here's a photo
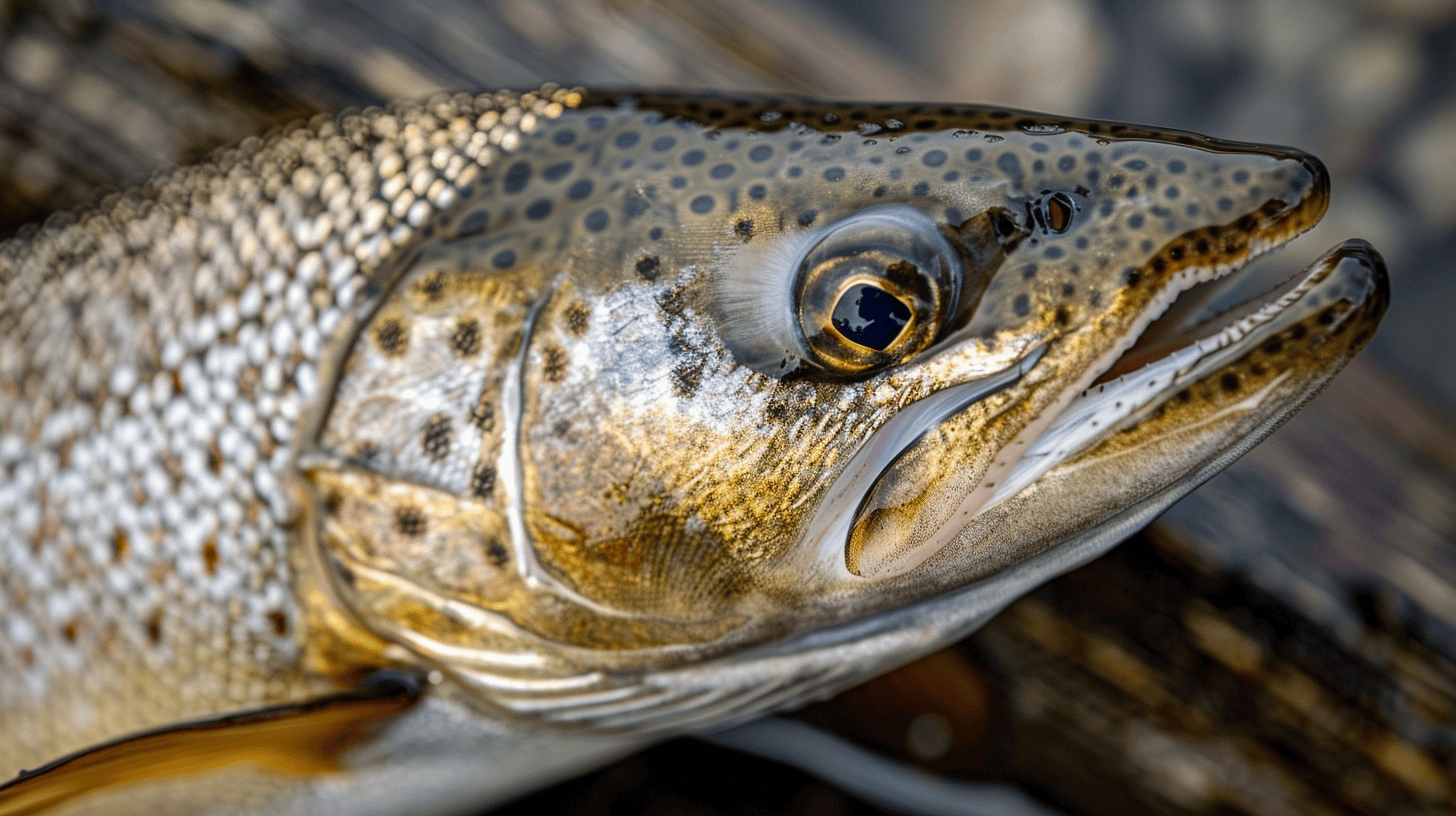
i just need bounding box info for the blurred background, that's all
[0,1,1453,814]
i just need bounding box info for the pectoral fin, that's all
[0,672,423,816]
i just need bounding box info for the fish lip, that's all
[981,237,1387,510]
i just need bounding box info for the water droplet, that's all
[1020,123,1066,135]
[983,134,1005,144]
[885,118,905,131]
[760,111,782,122]
[858,122,883,136]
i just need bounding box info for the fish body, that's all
[0,87,1386,811]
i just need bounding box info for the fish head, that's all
[300,90,1387,727]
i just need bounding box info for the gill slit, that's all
[500,287,637,618]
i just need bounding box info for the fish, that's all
[0,85,1387,814]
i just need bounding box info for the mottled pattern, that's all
[0,84,1383,783]
[0,86,578,774]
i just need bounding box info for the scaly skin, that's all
[0,85,1386,785]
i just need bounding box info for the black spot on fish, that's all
[1013,294,1030,317]
[422,413,452,461]
[395,507,426,537]
[683,149,706,166]
[997,153,1023,180]
[711,163,736,179]
[584,209,609,232]
[568,179,593,200]
[922,149,947,167]
[615,132,641,149]
[503,162,531,194]
[542,346,569,382]
[526,199,553,220]
[471,463,496,499]
[471,395,495,432]
[912,182,930,197]
[451,318,481,356]
[636,256,661,281]
[691,195,715,214]
[823,167,846,182]
[543,162,573,182]
[1221,372,1241,393]
[798,210,818,227]
[552,130,576,146]
[457,209,489,237]
[374,319,408,355]
[484,537,509,566]
[749,145,773,162]
[565,302,590,335]
[491,249,516,269]
[749,184,767,200]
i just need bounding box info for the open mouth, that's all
[981,235,1383,510]
[811,149,1386,581]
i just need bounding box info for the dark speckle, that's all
[652,135,677,152]
[470,395,495,432]
[491,249,516,269]
[749,145,773,162]
[567,179,594,200]
[471,463,497,499]
[484,537,509,567]
[542,346,569,382]
[615,132,640,149]
[584,209,609,232]
[798,210,818,227]
[997,153,1023,180]
[525,199,553,220]
[649,227,664,240]
[146,611,163,645]
[636,256,661,281]
[912,182,930,197]
[823,167,846,182]
[922,149,947,167]
[552,130,576,146]
[457,209,489,237]
[1013,294,1030,317]
[711,163,736,179]
[683,149,706,166]
[749,184,767,200]
[395,506,426,537]
[1221,372,1241,393]
[503,162,531,194]
[451,318,481,356]
[422,413,452,462]
[690,195,715,214]
[543,161,573,182]
[374,319,408,355]
[1168,160,1186,174]
[565,302,590,335]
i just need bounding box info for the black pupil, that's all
[831,283,911,351]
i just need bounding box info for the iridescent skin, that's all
[0,87,1386,806]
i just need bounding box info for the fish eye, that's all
[795,207,962,375]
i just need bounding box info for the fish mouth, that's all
[827,148,1386,580]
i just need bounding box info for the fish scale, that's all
[0,87,577,775]
[0,85,1386,813]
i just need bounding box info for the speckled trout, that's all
[0,86,1387,813]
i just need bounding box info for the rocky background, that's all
[1,1,1453,814]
